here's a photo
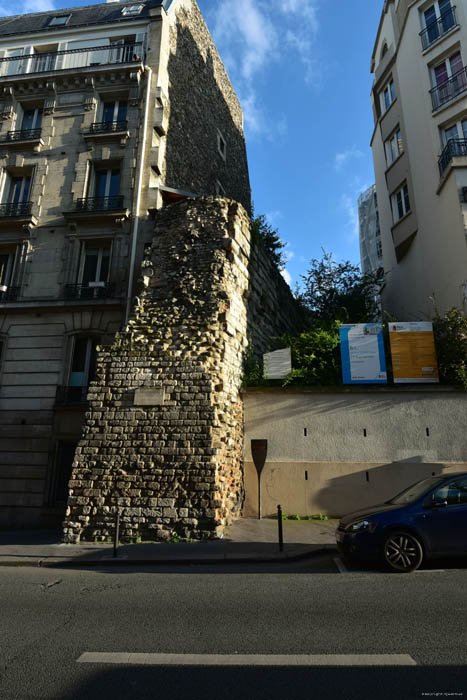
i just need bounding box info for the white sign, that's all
[263,348,292,379]
[340,324,387,384]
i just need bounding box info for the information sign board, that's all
[340,324,387,384]
[389,322,439,383]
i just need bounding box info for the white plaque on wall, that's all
[263,348,292,379]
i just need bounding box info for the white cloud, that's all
[0,0,56,14]
[209,0,320,137]
[334,146,364,172]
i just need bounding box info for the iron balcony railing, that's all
[0,202,33,217]
[88,120,128,134]
[420,6,457,50]
[0,42,143,79]
[64,282,116,301]
[430,65,467,110]
[6,128,42,141]
[438,138,467,175]
[0,286,19,302]
[75,196,124,212]
[55,385,89,406]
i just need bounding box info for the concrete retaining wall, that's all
[243,389,467,517]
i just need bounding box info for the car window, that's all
[387,477,444,505]
[432,477,467,505]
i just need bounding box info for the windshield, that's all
[386,477,443,505]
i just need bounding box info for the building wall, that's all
[0,0,252,529]
[371,0,467,319]
[243,389,467,517]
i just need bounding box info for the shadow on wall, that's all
[314,460,448,516]
[164,12,251,212]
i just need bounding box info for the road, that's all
[1,556,466,700]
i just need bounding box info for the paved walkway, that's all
[0,518,337,568]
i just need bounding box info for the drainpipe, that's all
[125,64,152,325]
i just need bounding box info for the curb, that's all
[0,546,337,569]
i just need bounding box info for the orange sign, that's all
[389,322,439,383]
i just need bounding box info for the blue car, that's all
[336,472,467,572]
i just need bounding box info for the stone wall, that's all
[63,196,303,542]
[164,1,251,212]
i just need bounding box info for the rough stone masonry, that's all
[63,197,301,542]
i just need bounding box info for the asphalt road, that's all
[1,556,466,700]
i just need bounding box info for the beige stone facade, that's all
[370,0,467,320]
[0,0,251,528]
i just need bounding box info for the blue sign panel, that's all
[340,324,387,385]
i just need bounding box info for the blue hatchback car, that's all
[336,472,467,572]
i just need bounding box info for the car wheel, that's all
[383,531,423,573]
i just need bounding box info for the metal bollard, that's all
[277,504,284,552]
[113,509,120,558]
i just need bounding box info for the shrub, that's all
[433,308,467,388]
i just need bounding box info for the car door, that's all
[422,476,467,555]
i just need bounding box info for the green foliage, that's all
[242,339,265,387]
[288,514,301,520]
[433,308,467,387]
[309,513,328,521]
[300,251,380,323]
[278,321,341,387]
[250,212,286,270]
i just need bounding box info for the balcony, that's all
[64,282,116,301]
[420,6,457,50]
[84,121,129,144]
[55,385,89,406]
[0,201,37,229]
[430,66,467,110]
[4,128,44,150]
[64,195,128,225]
[0,43,143,81]
[0,286,19,302]
[438,138,467,176]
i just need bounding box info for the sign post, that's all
[251,439,268,520]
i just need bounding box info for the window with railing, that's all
[0,174,32,217]
[89,100,128,134]
[7,105,43,142]
[420,1,457,50]
[76,167,122,212]
[0,40,143,78]
[430,51,467,109]
[65,240,114,300]
[438,118,467,174]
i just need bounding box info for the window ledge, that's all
[385,151,405,175]
[378,97,398,125]
[391,210,412,232]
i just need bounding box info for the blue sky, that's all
[1,0,383,288]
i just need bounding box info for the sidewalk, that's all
[0,518,338,568]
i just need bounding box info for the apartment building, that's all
[358,184,383,275]
[370,0,467,320]
[0,0,250,527]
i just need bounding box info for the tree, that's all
[300,251,380,323]
[250,213,286,270]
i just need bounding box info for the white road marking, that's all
[77,652,417,667]
[414,569,446,574]
[333,557,348,574]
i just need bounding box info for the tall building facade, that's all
[0,0,250,528]
[370,0,467,320]
[358,184,383,275]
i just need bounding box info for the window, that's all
[385,127,404,165]
[48,15,71,26]
[380,78,395,114]
[391,183,411,223]
[431,477,467,505]
[442,118,467,145]
[51,442,77,506]
[101,100,128,124]
[6,175,31,205]
[217,130,226,160]
[93,168,120,201]
[20,106,43,132]
[432,51,467,108]
[0,249,17,291]
[421,1,455,48]
[78,241,111,288]
[69,337,99,390]
[376,240,383,258]
[121,5,143,15]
